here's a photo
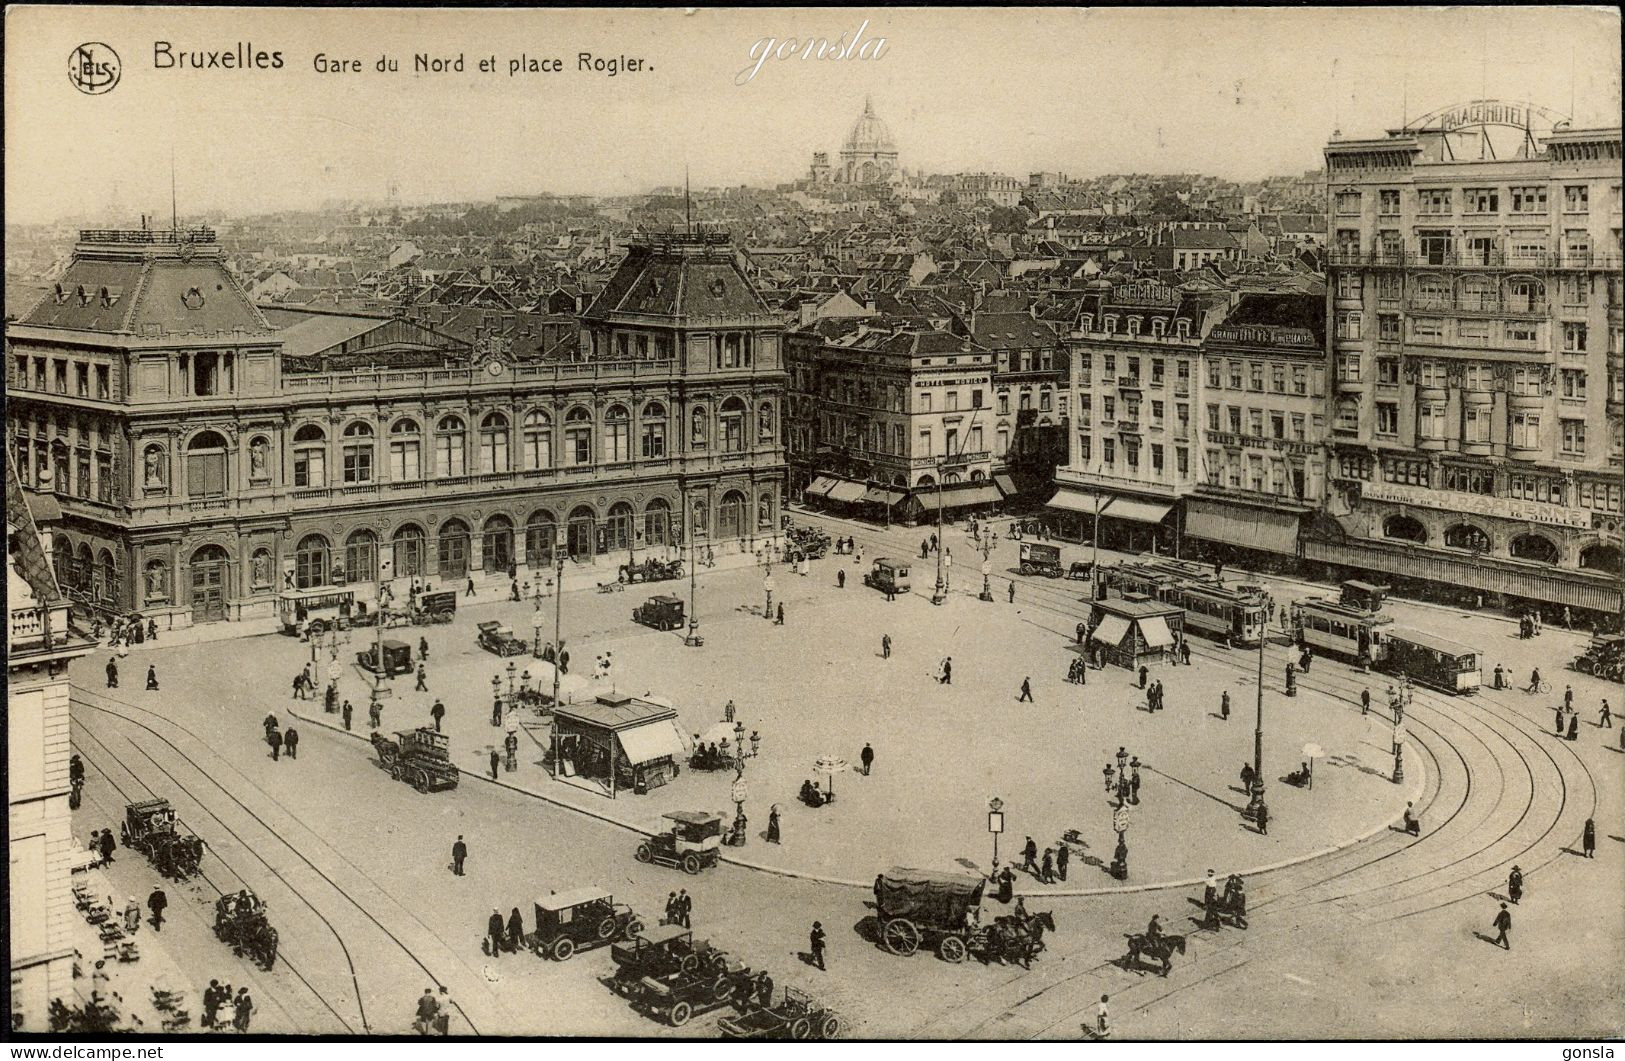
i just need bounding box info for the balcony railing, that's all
[1406,297,1549,316]
[10,606,46,643]
[1331,248,1622,270]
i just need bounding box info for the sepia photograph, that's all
[3,3,1622,1046]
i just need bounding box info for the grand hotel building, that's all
[1318,115,1623,615]
[5,227,787,627]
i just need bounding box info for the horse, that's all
[1124,932,1186,976]
[989,909,1057,967]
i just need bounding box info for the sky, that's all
[5,6,1621,224]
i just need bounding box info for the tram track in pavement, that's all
[70,718,360,1033]
[71,685,491,1035]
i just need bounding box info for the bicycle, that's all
[1526,680,1552,694]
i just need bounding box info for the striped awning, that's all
[804,476,838,498]
[826,479,867,503]
[993,473,1018,498]
[1103,496,1173,524]
[1184,497,1300,556]
[862,486,906,505]
[915,484,1001,512]
[1046,487,1110,515]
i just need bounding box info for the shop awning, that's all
[804,476,837,498]
[1103,496,1173,524]
[826,479,867,504]
[1139,616,1175,648]
[993,473,1019,498]
[1093,614,1131,646]
[1184,497,1301,556]
[915,484,1002,511]
[1046,486,1111,515]
[862,486,906,505]
[617,721,687,765]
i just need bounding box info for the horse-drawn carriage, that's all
[214,891,278,970]
[370,727,461,792]
[120,799,204,881]
[873,868,1053,966]
[619,557,684,585]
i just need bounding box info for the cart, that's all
[872,866,1054,965]
[413,590,458,625]
[213,891,277,970]
[1019,542,1063,578]
[370,727,461,792]
[635,811,724,874]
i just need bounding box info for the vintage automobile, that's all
[1573,633,1625,682]
[785,525,831,560]
[121,799,204,881]
[371,727,461,792]
[718,984,843,1040]
[1019,542,1064,578]
[628,957,759,1027]
[862,558,912,595]
[476,620,529,656]
[214,890,277,970]
[635,811,725,874]
[356,638,413,677]
[413,590,458,625]
[609,923,728,986]
[873,867,1054,966]
[530,887,643,961]
[633,595,686,632]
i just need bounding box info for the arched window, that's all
[96,548,116,603]
[690,405,708,448]
[295,534,331,589]
[186,430,229,497]
[1579,543,1622,575]
[479,413,510,473]
[567,505,596,561]
[391,523,426,577]
[438,518,470,577]
[143,559,170,605]
[1443,524,1490,551]
[75,542,94,591]
[720,397,746,453]
[564,407,593,466]
[482,515,514,573]
[1382,515,1426,543]
[606,501,635,551]
[341,421,375,484]
[917,472,937,487]
[293,424,326,488]
[436,416,467,478]
[758,401,775,442]
[717,490,746,539]
[189,544,230,622]
[345,529,378,583]
[643,498,671,547]
[603,405,631,463]
[969,469,986,482]
[389,418,421,480]
[640,402,667,459]
[525,510,557,567]
[1509,533,1558,564]
[522,411,551,469]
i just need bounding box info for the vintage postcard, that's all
[4,4,1622,1046]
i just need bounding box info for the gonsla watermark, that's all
[735,19,887,85]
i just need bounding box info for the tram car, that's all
[1380,628,1481,694]
[1100,563,1267,647]
[1289,594,1393,665]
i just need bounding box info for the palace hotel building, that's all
[1317,111,1623,615]
[5,226,787,628]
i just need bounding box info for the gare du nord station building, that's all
[5,226,788,628]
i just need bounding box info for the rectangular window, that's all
[1511,411,1541,449]
[1561,419,1586,455]
[1510,186,1547,213]
[1249,363,1265,390]
[75,363,89,397]
[996,392,1009,415]
[918,428,932,455]
[1102,396,1116,421]
[1564,185,1589,213]
[1379,189,1400,215]
[1335,191,1361,214]
[1376,403,1399,435]
[1077,434,1089,463]
[1040,390,1052,412]
[53,360,67,393]
[1561,369,1587,399]
[1271,364,1286,393]
[972,390,983,409]
[1207,362,1221,388]
[1463,404,1492,443]
[1227,406,1242,434]
[1270,412,1285,439]
[1412,318,1443,341]
[96,365,110,399]
[1206,404,1220,431]
[1377,358,1400,384]
[1150,400,1164,424]
[1336,272,1363,299]
[1150,444,1164,473]
[390,438,421,480]
[1206,449,1222,485]
[1505,322,1539,347]
[1229,362,1243,389]
[1419,403,1447,439]
[1418,361,1447,388]
[1102,439,1115,465]
[1417,188,1452,214]
[1103,354,1116,375]
[1563,322,1588,352]
[1463,364,1491,391]
[919,392,931,413]
[946,390,959,412]
[1337,356,1362,382]
[1248,408,1263,437]
[1291,413,1306,440]
[294,449,326,488]
[1463,187,1499,214]
[1176,448,1189,476]
[1292,366,1308,394]
[343,445,373,484]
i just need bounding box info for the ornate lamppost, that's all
[505,661,517,706]
[730,720,749,846]
[1246,628,1269,825]
[987,796,1004,869]
[1391,676,1411,784]
[1110,800,1130,880]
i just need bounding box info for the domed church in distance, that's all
[808,96,900,184]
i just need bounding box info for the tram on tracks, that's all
[1380,628,1481,694]
[1289,581,1394,665]
[1101,562,1267,647]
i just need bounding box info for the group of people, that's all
[1516,610,1544,640]
[103,656,160,691]
[262,714,299,761]
[662,889,693,928]
[484,907,527,956]
[1143,679,1168,712]
[200,981,254,1032]
[94,614,157,648]
[1020,835,1071,883]
[413,986,454,1036]
[1065,656,1090,685]
[831,536,859,555]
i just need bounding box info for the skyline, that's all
[5,5,1621,224]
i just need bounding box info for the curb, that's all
[287,700,1428,898]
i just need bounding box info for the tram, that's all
[1289,596,1393,665]
[1381,628,1481,694]
[1101,562,1267,647]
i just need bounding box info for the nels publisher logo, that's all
[70,42,121,94]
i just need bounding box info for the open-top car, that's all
[628,956,759,1027]
[635,811,724,874]
[532,887,643,961]
[476,620,528,656]
[609,923,728,985]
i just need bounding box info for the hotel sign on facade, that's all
[1208,324,1318,350]
[1109,281,1180,308]
[1363,480,1591,529]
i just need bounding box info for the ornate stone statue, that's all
[249,438,269,480]
[143,446,164,487]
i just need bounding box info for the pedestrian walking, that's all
[1130,766,1142,804]
[1255,802,1269,835]
[836,568,846,589]
[767,805,781,843]
[1022,836,1039,876]
[664,892,678,925]
[268,728,283,761]
[1008,581,1016,604]
[368,699,382,730]
[419,636,429,661]
[676,889,691,928]
[1601,700,1613,728]
[809,921,827,970]
[1096,995,1111,1039]
[98,828,116,865]
[430,699,446,732]
[283,727,299,760]
[146,664,159,691]
[1077,621,1087,645]
[342,699,353,731]
[1221,689,1231,720]
[414,987,439,1035]
[147,887,167,931]
[1056,842,1070,881]
[1491,902,1512,949]
[123,897,141,933]
[1564,684,1575,710]
[201,981,221,1029]
[1556,705,1566,734]
[860,742,874,775]
[1582,817,1596,858]
[940,657,953,685]
[1180,640,1192,665]
[487,909,505,956]
[1563,606,1573,630]
[465,576,476,597]
[508,907,525,953]
[491,696,503,728]
[775,602,785,625]
[1018,676,1034,703]
[232,987,254,1033]
[881,634,891,659]
[1361,688,1371,715]
[146,618,158,641]
[1138,665,1148,690]
[1403,801,1420,836]
[510,579,520,601]
[106,656,119,688]
[1040,848,1055,883]
[452,834,467,876]
[1507,865,1523,904]
[1567,713,1579,741]
[489,748,500,779]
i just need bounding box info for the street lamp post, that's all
[1110,800,1130,880]
[1089,494,1103,602]
[505,661,517,706]
[987,796,1004,870]
[763,572,776,621]
[685,504,703,647]
[730,721,748,846]
[549,528,565,777]
[1246,624,1268,824]
[931,472,946,606]
[1391,677,1411,784]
